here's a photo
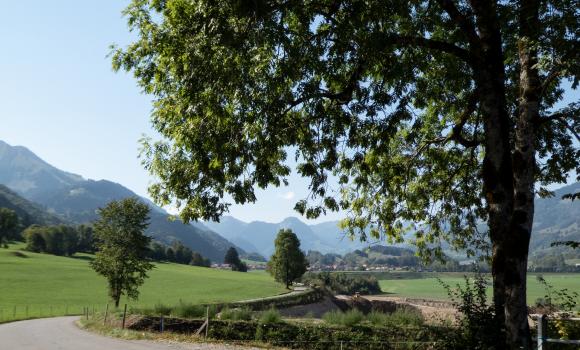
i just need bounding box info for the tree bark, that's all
[468,1,534,348]
[501,1,542,348]
[470,1,539,348]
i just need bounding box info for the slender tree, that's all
[114,1,579,347]
[268,229,308,288]
[224,246,247,271]
[90,198,154,308]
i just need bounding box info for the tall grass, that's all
[259,308,282,324]
[323,308,424,327]
[219,307,253,321]
[132,302,216,319]
[366,308,424,327]
[322,309,365,326]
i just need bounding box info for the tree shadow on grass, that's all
[70,255,95,262]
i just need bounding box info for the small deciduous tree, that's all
[90,198,154,308]
[224,246,247,272]
[0,208,18,247]
[268,229,308,288]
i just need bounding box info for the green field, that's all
[378,272,580,304]
[0,244,285,322]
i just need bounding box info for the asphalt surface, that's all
[0,317,261,350]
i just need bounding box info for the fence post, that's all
[122,304,127,329]
[160,316,164,333]
[205,307,209,338]
[103,304,109,326]
[538,314,547,350]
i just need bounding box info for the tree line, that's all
[23,224,95,256]
[149,241,211,267]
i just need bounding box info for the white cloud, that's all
[279,191,295,200]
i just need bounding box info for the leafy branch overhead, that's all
[114,2,578,347]
[115,1,578,260]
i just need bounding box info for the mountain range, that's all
[204,216,369,257]
[0,140,239,262]
[205,183,580,259]
[1,139,579,261]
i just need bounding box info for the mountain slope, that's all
[0,140,83,200]
[530,182,580,253]
[0,140,239,262]
[0,184,63,227]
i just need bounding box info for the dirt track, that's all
[0,317,261,350]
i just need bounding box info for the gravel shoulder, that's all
[0,316,262,350]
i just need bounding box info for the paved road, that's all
[0,317,260,350]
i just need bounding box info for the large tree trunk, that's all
[470,1,534,348]
[500,1,543,348]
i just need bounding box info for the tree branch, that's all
[283,61,365,114]
[450,92,481,147]
[376,34,473,64]
[541,69,562,96]
[436,0,480,45]
[535,102,579,126]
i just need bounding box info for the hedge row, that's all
[130,317,457,350]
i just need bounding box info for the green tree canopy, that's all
[0,207,18,247]
[114,1,579,347]
[268,229,308,288]
[90,198,154,307]
[23,225,79,256]
[224,246,247,272]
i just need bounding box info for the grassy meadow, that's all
[0,244,286,322]
[378,272,580,304]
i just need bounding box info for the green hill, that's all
[0,244,285,323]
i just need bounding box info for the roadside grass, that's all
[0,244,285,323]
[78,314,279,349]
[378,272,580,304]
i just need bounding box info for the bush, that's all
[220,307,253,321]
[173,302,216,318]
[323,310,365,327]
[439,273,502,349]
[366,309,423,327]
[154,303,172,316]
[259,308,282,324]
[302,272,381,295]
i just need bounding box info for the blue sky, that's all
[0,1,577,224]
[0,0,330,223]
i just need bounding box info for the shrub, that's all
[259,308,282,324]
[323,310,365,327]
[366,309,423,327]
[439,273,502,349]
[220,307,253,321]
[303,272,381,295]
[154,303,172,316]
